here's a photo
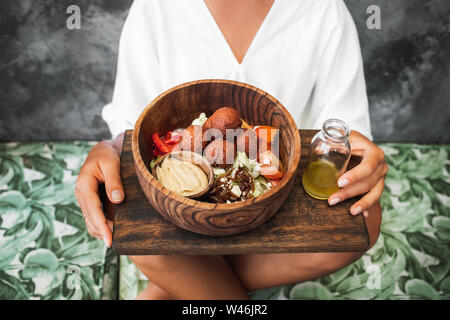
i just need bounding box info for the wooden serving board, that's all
[111,130,369,255]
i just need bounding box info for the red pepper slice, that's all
[171,130,182,143]
[153,147,165,157]
[164,131,172,142]
[152,133,173,154]
[163,130,182,145]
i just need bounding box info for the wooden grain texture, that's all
[112,130,369,255]
[132,80,301,236]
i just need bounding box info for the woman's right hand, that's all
[75,135,125,247]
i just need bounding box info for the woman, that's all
[76,0,387,299]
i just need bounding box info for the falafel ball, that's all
[174,125,206,154]
[235,128,259,160]
[204,139,236,168]
[203,107,242,140]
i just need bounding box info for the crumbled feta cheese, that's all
[191,112,208,126]
[213,167,226,177]
[233,151,261,178]
[230,185,242,198]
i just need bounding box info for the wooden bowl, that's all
[132,79,301,236]
[150,151,214,199]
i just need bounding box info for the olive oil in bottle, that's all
[302,159,340,200]
[301,119,351,200]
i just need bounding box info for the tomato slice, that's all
[259,150,284,180]
[269,179,282,187]
[255,126,278,152]
[262,170,284,180]
[255,126,278,143]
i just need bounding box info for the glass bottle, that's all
[302,119,351,200]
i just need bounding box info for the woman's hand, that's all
[328,131,388,217]
[75,134,125,247]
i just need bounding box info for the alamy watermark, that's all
[66,4,381,31]
[66,265,81,290]
[366,264,381,290]
[66,5,81,30]
[367,5,382,30]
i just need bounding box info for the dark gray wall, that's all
[1,0,449,142]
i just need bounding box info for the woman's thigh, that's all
[128,254,249,299]
[225,202,382,291]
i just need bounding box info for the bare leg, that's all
[130,203,381,298]
[224,203,382,291]
[128,255,249,300]
[135,281,171,300]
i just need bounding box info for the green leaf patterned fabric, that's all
[1,142,448,300]
[118,144,450,300]
[0,142,118,300]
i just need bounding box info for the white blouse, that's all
[102,0,372,140]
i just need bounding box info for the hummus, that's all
[155,157,209,197]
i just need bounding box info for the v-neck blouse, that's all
[102,0,372,140]
[200,0,278,65]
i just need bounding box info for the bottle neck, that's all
[321,119,350,143]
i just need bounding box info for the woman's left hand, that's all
[328,130,388,217]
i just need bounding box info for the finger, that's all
[350,179,385,216]
[77,175,112,247]
[329,163,385,205]
[74,186,87,216]
[107,219,114,232]
[75,189,95,234]
[100,159,124,204]
[77,197,103,239]
[85,215,103,239]
[338,149,382,188]
[77,185,104,239]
